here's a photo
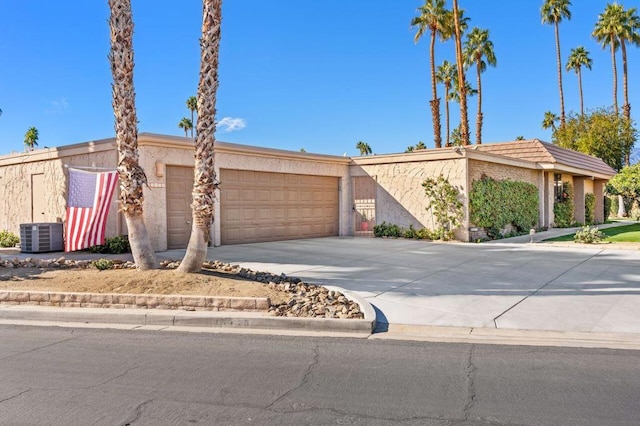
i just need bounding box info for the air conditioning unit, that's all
[20,223,64,253]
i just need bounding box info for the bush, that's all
[87,235,130,254]
[585,193,596,225]
[574,226,605,244]
[422,175,464,241]
[469,176,539,239]
[92,258,114,271]
[553,182,574,227]
[604,196,613,219]
[0,230,20,248]
[373,222,403,238]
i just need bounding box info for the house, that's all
[0,134,616,251]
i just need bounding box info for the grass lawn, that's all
[545,223,640,243]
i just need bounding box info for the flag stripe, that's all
[65,169,118,252]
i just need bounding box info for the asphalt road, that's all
[1,325,639,426]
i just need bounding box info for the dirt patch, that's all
[0,268,290,305]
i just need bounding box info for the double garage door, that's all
[166,167,339,247]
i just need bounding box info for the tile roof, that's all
[476,139,616,177]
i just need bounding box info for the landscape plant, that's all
[0,230,20,248]
[92,258,115,271]
[574,225,605,244]
[469,176,538,239]
[422,175,463,240]
[553,181,574,227]
[584,192,596,225]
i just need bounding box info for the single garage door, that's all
[220,169,339,245]
[166,166,194,249]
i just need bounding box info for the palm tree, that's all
[593,3,623,116]
[411,0,451,148]
[452,0,469,145]
[594,4,640,122]
[186,96,197,138]
[178,117,193,138]
[405,145,415,153]
[436,60,456,146]
[415,141,427,150]
[566,46,593,116]
[356,141,372,156]
[541,0,571,126]
[178,0,222,273]
[24,127,39,151]
[542,111,559,132]
[108,0,157,270]
[464,27,497,145]
[516,136,526,140]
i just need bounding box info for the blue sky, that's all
[0,1,638,157]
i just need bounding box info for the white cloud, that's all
[216,117,246,133]
[45,97,69,115]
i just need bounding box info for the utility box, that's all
[20,223,64,253]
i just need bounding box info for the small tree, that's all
[422,175,463,240]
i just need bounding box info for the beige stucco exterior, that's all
[0,134,615,251]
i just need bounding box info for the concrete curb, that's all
[0,284,376,336]
[371,324,640,350]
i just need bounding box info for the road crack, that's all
[462,344,477,421]
[265,344,320,411]
[0,388,31,404]
[82,365,139,390]
[118,398,155,426]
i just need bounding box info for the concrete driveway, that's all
[160,235,640,335]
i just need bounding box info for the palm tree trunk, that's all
[578,67,584,116]
[554,22,565,126]
[108,0,157,270]
[452,0,469,145]
[429,31,442,148]
[178,0,222,273]
[444,85,450,147]
[610,40,619,115]
[476,60,482,145]
[621,40,630,121]
[190,110,195,138]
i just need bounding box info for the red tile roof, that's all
[476,139,616,177]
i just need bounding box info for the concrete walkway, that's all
[3,221,640,339]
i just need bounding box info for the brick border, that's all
[0,291,269,312]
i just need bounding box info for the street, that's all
[0,325,639,425]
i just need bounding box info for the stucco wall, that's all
[0,146,118,241]
[351,158,468,240]
[468,159,538,186]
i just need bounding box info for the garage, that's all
[220,169,339,245]
[166,166,194,249]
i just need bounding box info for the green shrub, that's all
[92,258,114,271]
[373,222,403,238]
[585,193,596,225]
[87,235,131,254]
[415,227,434,240]
[469,176,539,239]
[403,225,418,239]
[553,182,574,227]
[574,226,605,244]
[0,230,20,248]
[604,196,613,219]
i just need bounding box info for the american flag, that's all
[65,168,118,252]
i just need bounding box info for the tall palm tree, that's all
[108,0,157,270]
[178,117,193,138]
[186,96,197,138]
[593,3,623,115]
[464,27,497,145]
[356,141,372,156]
[619,6,640,122]
[415,141,427,150]
[541,0,571,126]
[178,0,222,272]
[565,46,592,116]
[452,0,469,145]
[411,0,450,148]
[24,127,39,151]
[436,60,456,146]
[542,111,559,132]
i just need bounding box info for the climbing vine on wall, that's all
[422,175,463,241]
[469,176,539,239]
[553,181,574,227]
